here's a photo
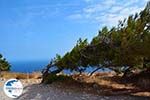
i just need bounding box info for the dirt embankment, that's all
[71,72,150,97]
[1,71,150,98]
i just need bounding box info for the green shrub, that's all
[0,54,11,71]
[43,74,74,84]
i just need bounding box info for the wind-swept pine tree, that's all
[42,1,150,83]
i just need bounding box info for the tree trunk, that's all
[41,68,63,84]
[90,67,102,76]
[51,68,63,74]
[122,67,132,78]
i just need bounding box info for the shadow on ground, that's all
[17,78,150,100]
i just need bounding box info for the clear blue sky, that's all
[0,0,148,61]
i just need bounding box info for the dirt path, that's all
[0,79,150,100]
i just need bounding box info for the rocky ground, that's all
[0,78,150,100]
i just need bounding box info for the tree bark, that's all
[122,67,132,78]
[41,68,63,84]
[90,67,102,76]
[51,68,63,74]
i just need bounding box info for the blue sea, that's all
[10,60,111,74]
[10,60,49,73]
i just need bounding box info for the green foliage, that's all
[54,38,89,72]
[42,74,74,84]
[0,54,11,71]
[44,2,150,78]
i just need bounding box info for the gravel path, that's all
[0,79,150,100]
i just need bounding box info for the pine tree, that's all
[0,54,11,71]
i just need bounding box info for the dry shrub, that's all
[72,73,89,82]
[1,71,42,79]
[92,72,116,78]
[136,71,150,89]
[15,73,28,79]
[1,72,18,79]
[124,70,150,89]
[137,78,150,89]
[29,72,42,79]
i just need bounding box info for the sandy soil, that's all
[0,78,150,100]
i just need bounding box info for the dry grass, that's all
[71,72,150,97]
[1,71,42,79]
[1,71,150,97]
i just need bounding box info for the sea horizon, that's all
[10,60,49,73]
[10,60,111,74]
